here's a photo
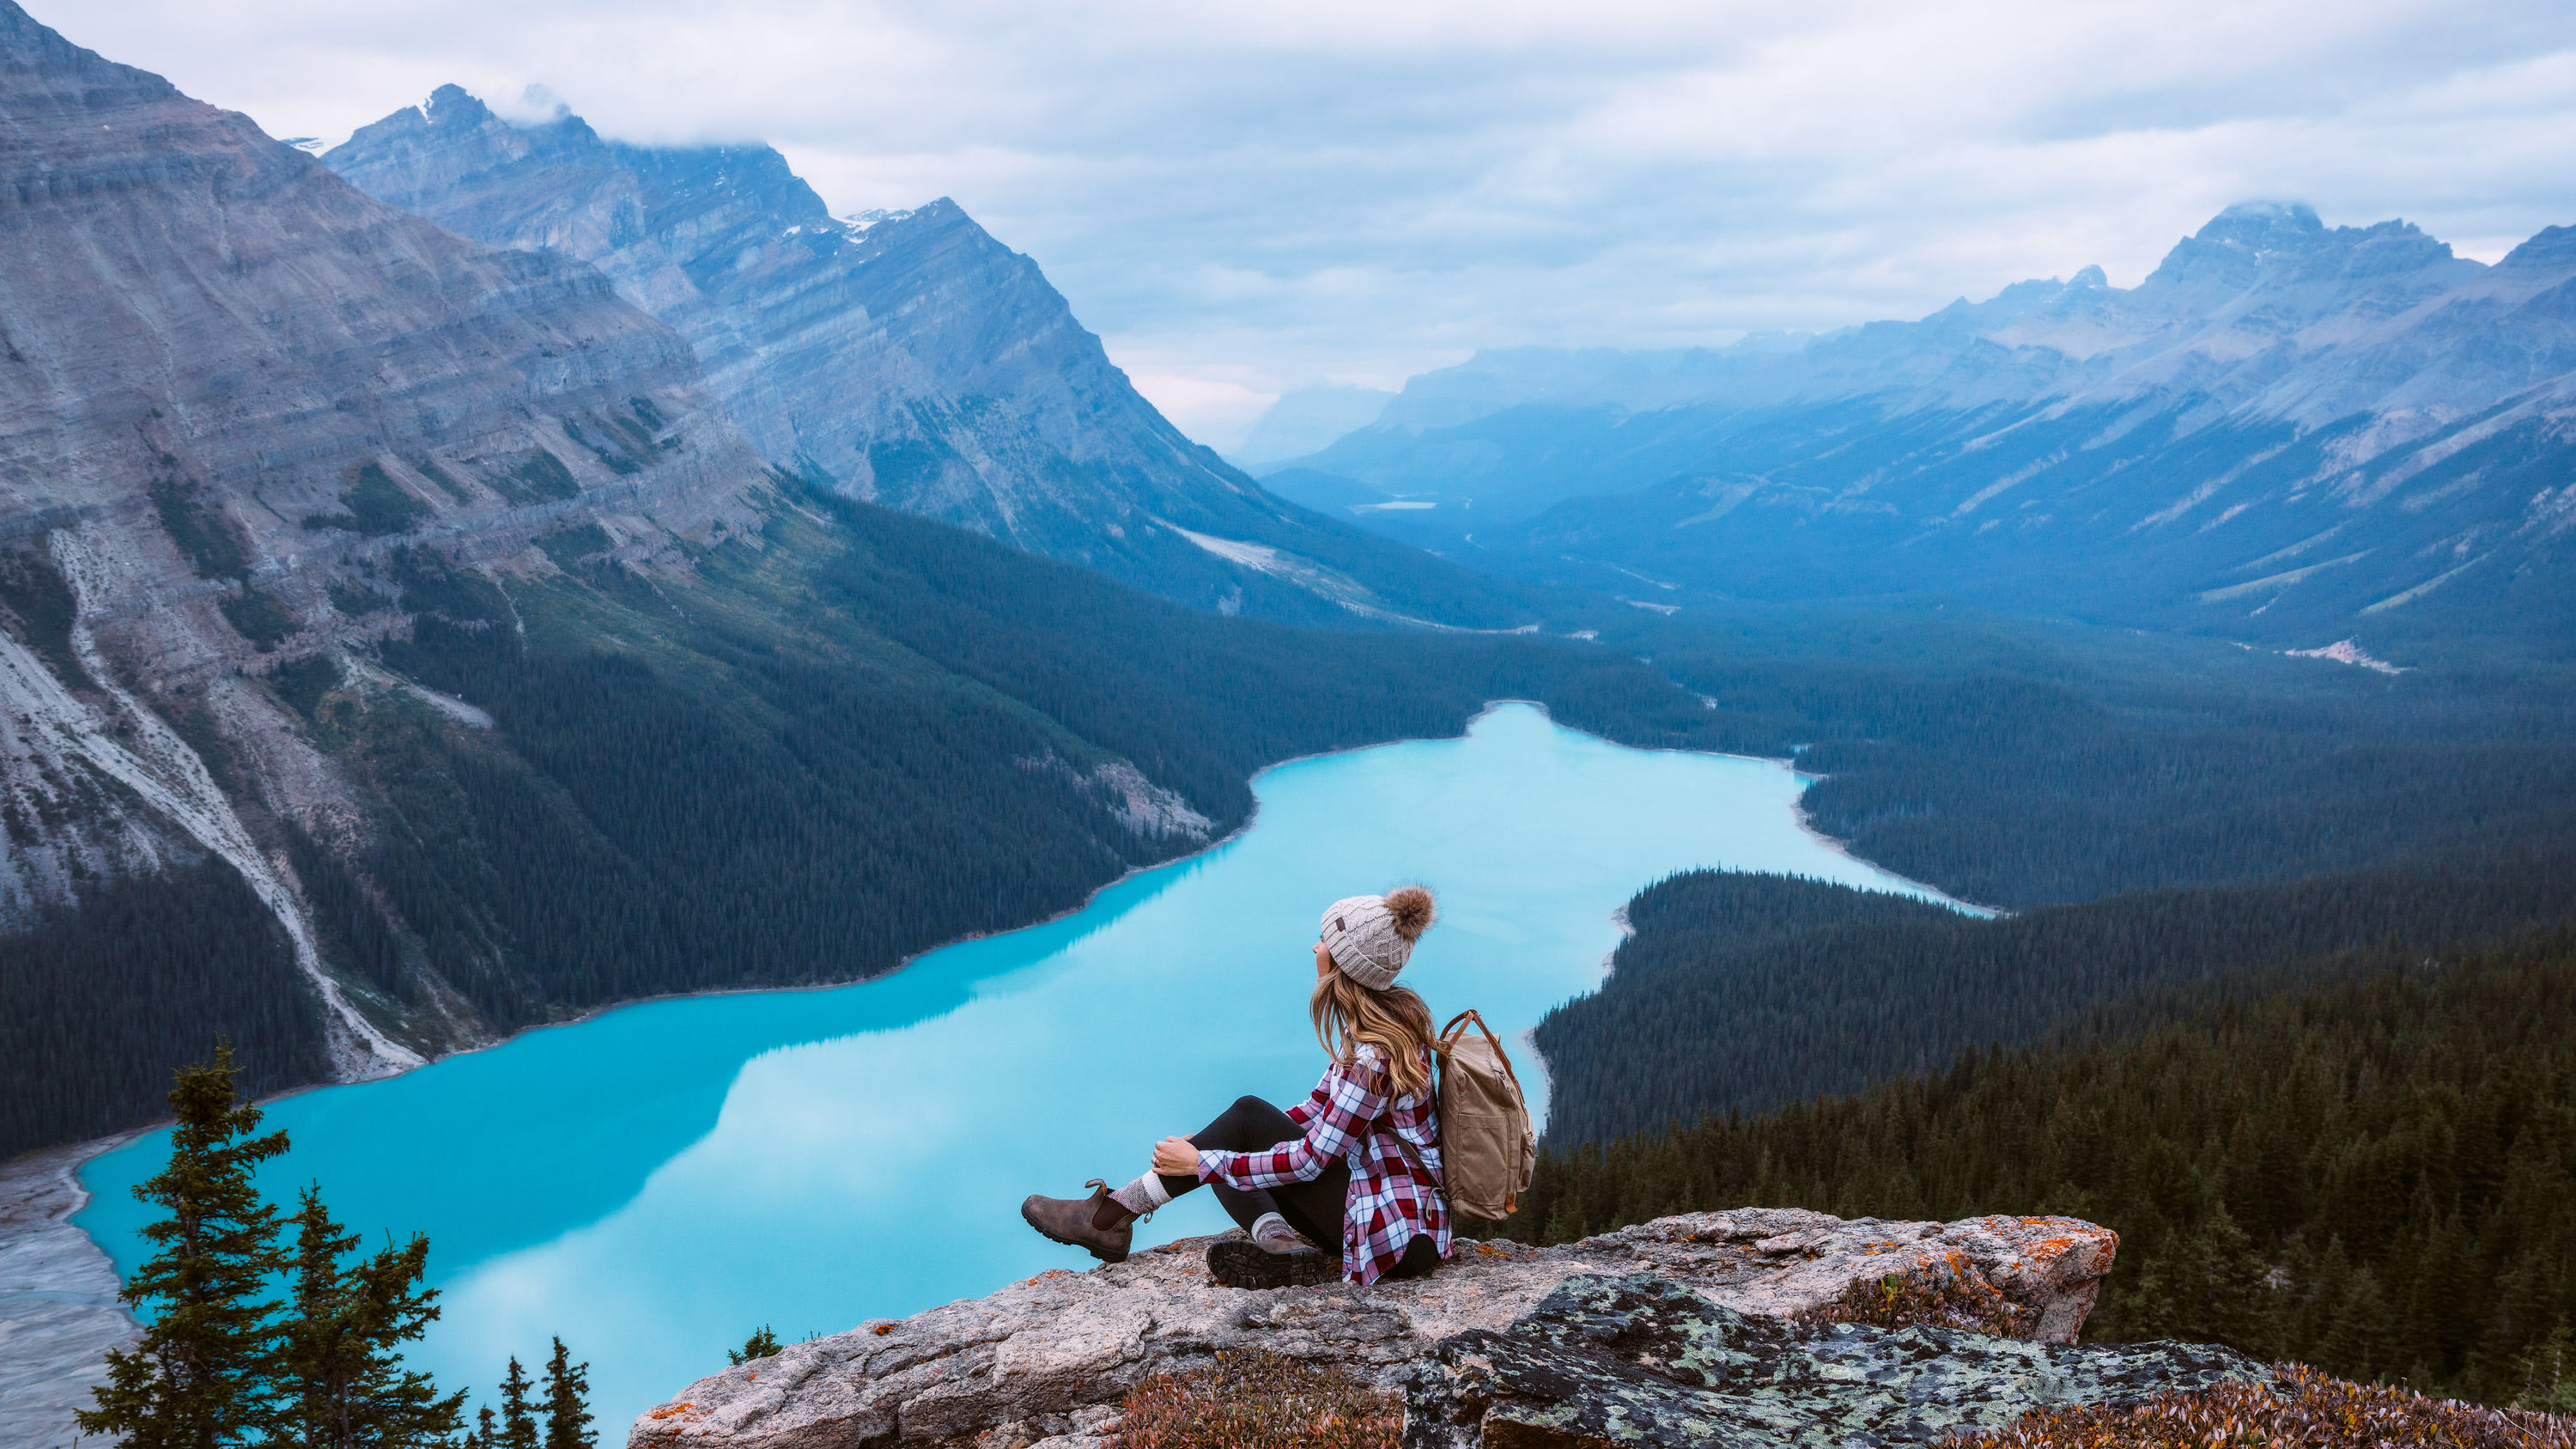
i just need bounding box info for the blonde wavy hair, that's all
[1310,972,1440,1099]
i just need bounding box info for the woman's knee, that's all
[1197,1095,1286,1150]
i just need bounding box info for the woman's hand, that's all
[1151,1135,1198,1177]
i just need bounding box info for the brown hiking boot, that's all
[1206,1238,1343,1289]
[1021,1179,1133,1263]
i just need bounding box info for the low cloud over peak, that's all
[39,0,2576,447]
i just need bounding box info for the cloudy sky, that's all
[39,0,2576,448]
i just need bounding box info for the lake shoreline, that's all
[3,700,1976,1445]
[0,1136,142,1449]
[0,709,1498,1446]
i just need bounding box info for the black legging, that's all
[1157,1094,1441,1279]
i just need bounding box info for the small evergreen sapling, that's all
[728,1326,781,1366]
[78,1044,291,1449]
[276,1184,465,1448]
[542,1338,594,1449]
[498,1357,539,1449]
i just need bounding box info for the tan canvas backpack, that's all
[1431,1010,1537,1220]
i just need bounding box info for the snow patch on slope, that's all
[2283,639,2404,674]
[1158,521,1446,627]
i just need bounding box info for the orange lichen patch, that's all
[871,1322,896,1336]
[1941,1362,2576,1449]
[2020,1235,2083,1267]
[647,1403,698,1421]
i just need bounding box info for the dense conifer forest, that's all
[1535,855,2576,1147]
[11,479,2576,1162]
[0,484,1724,1157]
[0,861,323,1156]
[1625,612,2576,908]
[1504,929,2576,1407]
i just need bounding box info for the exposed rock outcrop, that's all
[628,1209,2122,1449]
[1403,1274,2260,1449]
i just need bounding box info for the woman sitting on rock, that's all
[1021,886,1452,1290]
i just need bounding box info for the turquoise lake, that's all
[76,703,1961,1429]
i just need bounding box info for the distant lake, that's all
[78,703,1959,1429]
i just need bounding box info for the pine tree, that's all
[727,1326,781,1366]
[541,1339,593,1449]
[276,1183,464,1447]
[78,1043,291,1449]
[466,1404,499,1449]
[497,1359,538,1449]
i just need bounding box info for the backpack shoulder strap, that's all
[1382,1039,1443,1189]
[1439,1009,1526,1097]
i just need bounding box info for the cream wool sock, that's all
[1109,1172,1172,1219]
[1249,1212,1306,1254]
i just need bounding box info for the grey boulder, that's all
[1402,1274,2263,1449]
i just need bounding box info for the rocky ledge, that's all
[628,1209,2127,1449]
[1405,1274,2259,1449]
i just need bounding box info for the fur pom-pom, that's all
[1385,885,1435,941]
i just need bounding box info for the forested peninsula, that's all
[1512,866,2576,1407]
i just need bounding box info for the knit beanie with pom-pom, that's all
[1319,886,1436,989]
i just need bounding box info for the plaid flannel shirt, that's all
[1194,1044,1449,1284]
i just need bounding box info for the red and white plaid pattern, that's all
[1195,1044,1450,1285]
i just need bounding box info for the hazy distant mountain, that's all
[321,90,1535,629]
[1277,204,2576,650]
[1231,384,1396,466]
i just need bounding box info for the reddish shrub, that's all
[1109,1350,1399,1449]
[1945,1361,2576,1449]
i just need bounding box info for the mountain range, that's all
[8,0,2573,1165]
[0,1,1693,1159]
[316,87,1536,630]
[1263,204,2576,652]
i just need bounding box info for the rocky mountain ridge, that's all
[1352,204,2555,430]
[319,88,1538,630]
[1271,204,2576,651]
[622,1209,2227,1449]
[0,0,770,1074]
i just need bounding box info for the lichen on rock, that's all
[1400,1275,2264,1449]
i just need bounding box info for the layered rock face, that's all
[628,1209,2125,1449]
[320,92,1526,626]
[0,0,765,1068]
[1278,204,2576,648]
